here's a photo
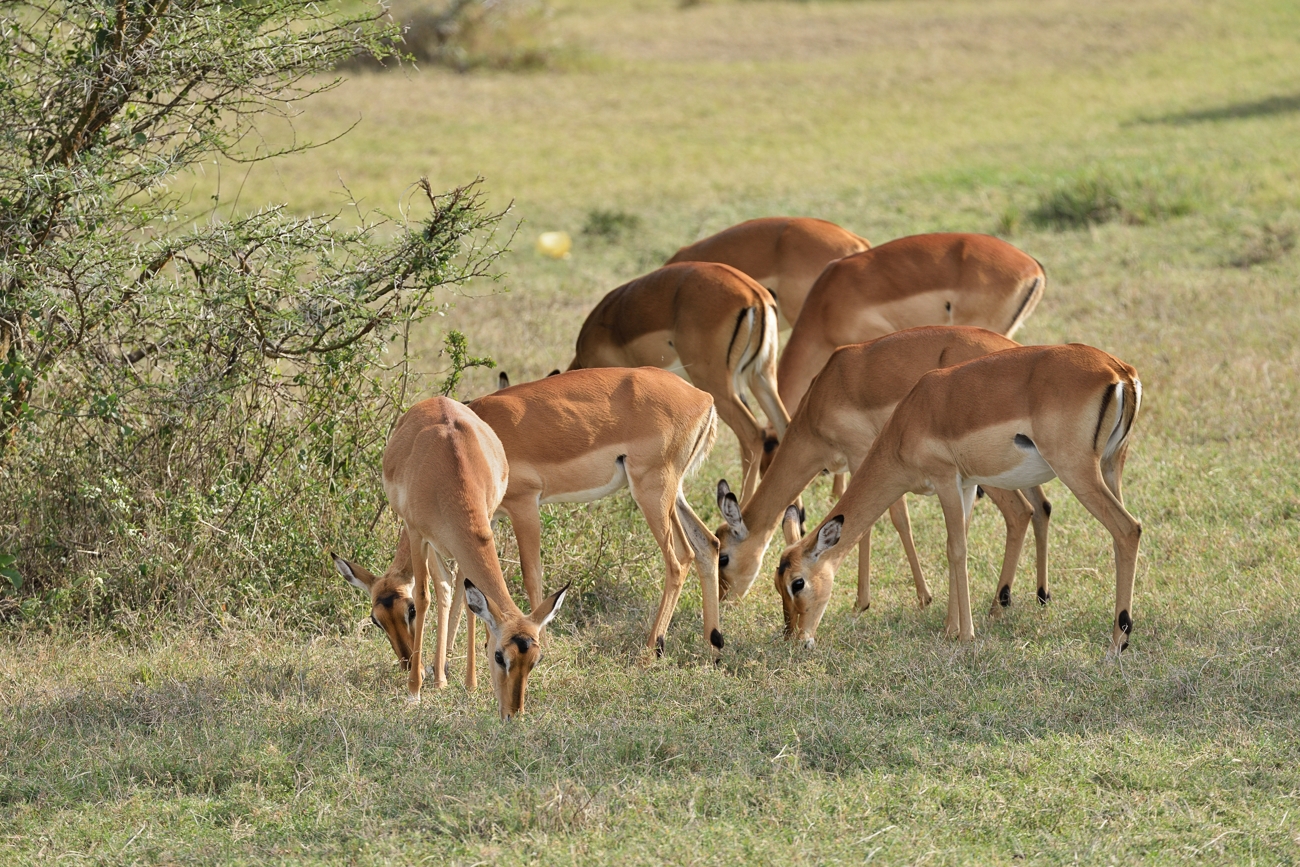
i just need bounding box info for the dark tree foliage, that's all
[0,1,505,626]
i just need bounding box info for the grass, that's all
[6,0,1300,862]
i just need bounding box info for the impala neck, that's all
[744,416,834,542]
[447,529,520,617]
[816,445,916,572]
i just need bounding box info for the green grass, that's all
[7,0,1300,862]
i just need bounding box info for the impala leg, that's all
[982,487,1033,617]
[504,497,545,610]
[407,538,431,700]
[1023,485,1052,605]
[1102,442,1129,504]
[888,496,931,608]
[449,572,476,691]
[711,394,766,505]
[675,490,724,662]
[854,524,874,613]
[831,472,847,500]
[626,469,688,657]
[428,553,456,691]
[936,483,975,641]
[1055,462,1142,656]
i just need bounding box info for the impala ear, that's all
[716,481,747,540]
[464,579,504,636]
[332,553,374,592]
[781,506,803,545]
[529,583,568,632]
[497,371,510,390]
[807,515,844,563]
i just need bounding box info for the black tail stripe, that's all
[1007,275,1042,333]
[1093,381,1115,450]
[725,308,748,370]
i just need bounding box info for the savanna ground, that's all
[4,0,1300,862]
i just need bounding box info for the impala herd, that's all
[334,220,1144,719]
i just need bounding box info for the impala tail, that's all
[1096,373,1142,459]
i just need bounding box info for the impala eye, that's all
[406,605,416,623]
[791,578,805,594]
[718,554,730,569]
[494,650,505,667]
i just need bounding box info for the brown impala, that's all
[775,344,1141,654]
[567,262,790,503]
[468,367,725,660]
[666,216,871,327]
[776,232,1046,414]
[333,396,566,716]
[715,326,1050,615]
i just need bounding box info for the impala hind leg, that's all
[1054,461,1141,655]
[983,487,1034,617]
[448,573,477,690]
[1024,485,1052,605]
[831,472,848,500]
[887,496,931,609]
[625,469,690,657]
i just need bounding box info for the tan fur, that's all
[716,326,1050,617]
[468,367,725,659]
[775,344,1141,655]
[568,262,791,503]
[666,217,870,327]
[777,233,1046,411]
[333,397,566,718]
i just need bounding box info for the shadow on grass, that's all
[1135,92,1300,125]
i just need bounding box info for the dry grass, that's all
[8,0,1300,862]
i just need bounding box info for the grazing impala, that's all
[775,344,1141,655]
[777,233,1046,413]
[332,396,567,715]
[667,216,871,327]
[715,326,1050,614]
[567,262,791,502]
[468,367,725,659]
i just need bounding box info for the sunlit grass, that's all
[7,0,1300,862]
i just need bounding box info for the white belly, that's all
[971,439,1056,490]
[540,457,628,505]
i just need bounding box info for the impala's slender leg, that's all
[448,573,476,690]
[625,466,690,657]
[854,524,874,613]
[1023,485,1052,604]
[504,496,545,610]
[465,607,477,691]
[1053,462,1142,655]
[407,537,432,699]
[831,472,847,499]
[936,482,976,641]
[983,487,1034,618]
[428,551,456,690]
[675,490,723,661]
[887,496,931,608]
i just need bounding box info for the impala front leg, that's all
[407,538,432,700]
[887,496,931,608]
[937,483,975,641]
[676,491,724,662]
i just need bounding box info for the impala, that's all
[467,367,725,659]
[567,261,790,502]
[332,396,566,715]
[776,233,1046,413]
[716,326,1050,615]
[775,343,1141,654]
[667,216,870,327]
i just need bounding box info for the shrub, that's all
[1028,169,1199,229]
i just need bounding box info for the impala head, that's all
[465,579,567,720]
[332,553,418,669]
[774,510,843,649]
[714,479,766,602]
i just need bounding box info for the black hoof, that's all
[1037,587,1050,605]
[655,635,666,657]
[998,585,1011,608]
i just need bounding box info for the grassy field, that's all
[4,0,1300,862]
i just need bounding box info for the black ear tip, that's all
[463,577,477,590]
[832,514,845,526]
